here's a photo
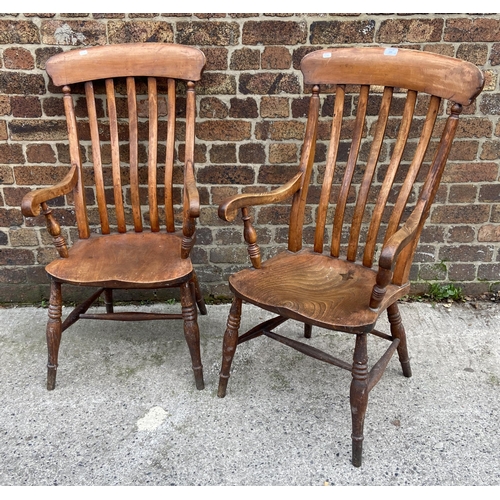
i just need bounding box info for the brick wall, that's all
[0,13,499,303]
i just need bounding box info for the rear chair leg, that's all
[180,281,204,390]
[46,280,63,390]
[191,272,207,316]
[217,297,242,398]
[350,333,369,467]
[104,288,114,313]
[387,303,412,378]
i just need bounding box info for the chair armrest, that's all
[184,160,200,219]
[218,171,304,222]
[378,199,426,271]
[21,164,78,217]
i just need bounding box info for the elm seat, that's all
[21,43,207,391]
[46,232,193,289]
[216,46,484,467]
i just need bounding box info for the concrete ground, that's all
[0,300,499,486]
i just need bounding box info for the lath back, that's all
[45,43,206,239]
[291,47,483,285]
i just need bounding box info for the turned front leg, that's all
[350,333,369,467]
[46,279,63,390]
[218,297,242,398]
[180,281,204,390]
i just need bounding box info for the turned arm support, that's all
[370,200,427,309]
[218,171,304,268]
[21,164,78,217]
[20,164,78,259]
[181,160,201,259]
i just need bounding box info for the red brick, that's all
[199,97,228,119]
[196,120,251,141]
[202,47,228,70]
[377,18,443,43]
[209,144,236,164]
[441,163,498,183]
[239,73,300,95]
[239,143,266,164]
[445,18,500,42]
[269,143,297,164]
[197,165,255,185]
[477,263,500,280]
[261,97,289,118]
[261,47,292,69]
[446,225,476,243]
[0,72,45,95]
[10,96,42,118]
[3,47,35,69]
[41,19,107,45]
[9,120,68,141]
[243,21,307,45]
[230,48,260,70]
[176,21,240,46]
[257,165,298,184]
[478,224,500,242]
[0,20,40,44]
[0,248,35,265]
[0,144,25,164]
[197,73,236,95]
[456,43,489,65]
[431,205,490,224]
[310,20,376,44]
[26,144,56,163]
[448,184,477,203]
[0,166,14,185]
[229,98,258,118]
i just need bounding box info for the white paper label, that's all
[384,48,398,56]
[322,52,332,58]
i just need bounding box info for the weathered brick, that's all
[445,18,500,42]
[41,20,107,45]
[423,44,455,57]
[477,263,500,280]
[448,184,477,203]
[261,97,289,118]
[0,166,14,184]
[0,248,35,265]
[9,228,38,247]
[269,143,297,164]
[229,97,258,118]
[13,165,71,185]
[479,94,500,115]
[199,97,228,119]
[9,120,67,141]
[239,143,266,164]
[261,47,292,69]
[258,164,298,184]
[3,47,35,70]
[176,21,240,46]
[269,121,305,140]
[447,225,476,243]
[243,21,307,45]
[0,20,40,44]
[431,204,490,224]
[197,73,236,95]
[310,20,376,44]
[209,144,236,164]
[377,18,443,43]
[239,73,300,95]
[2,187,31,207]
[10,96,42,118]
[448,264,476,281]
[35,47,63,70]
[479,184,500,203]
[196,120,251,141]
[0,72,45,95]
[0,96,10,116]
[210,186,238,204]
[478,224,500,242]
[456,43,489,65]
[202,47,228,70]
[42,96,65,117]
[480,140,500,160]
[0,208,24,227]
[0,143,25,164]
[441,163,498,183]
[210,246,248,264]
[108,20,173,44]
[491,43,500,65]
[0,267,27,284]
[197,165,255,184]
[230,48,260,70]
[26,144,56,163]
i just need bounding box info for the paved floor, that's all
[0,300,499,486]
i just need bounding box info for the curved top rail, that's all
[46,43,206,86]
[301,46,484,106]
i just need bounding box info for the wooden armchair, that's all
[216,47,484,466]
[21,43,207,391]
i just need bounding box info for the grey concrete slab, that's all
[0,301,499,486]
